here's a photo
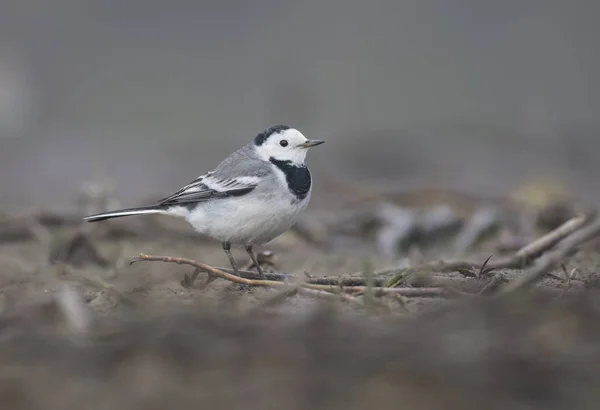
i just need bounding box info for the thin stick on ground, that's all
[130,254,287,287]
[514,214,589,259]
[499,215,600,295]
[195,265,390,286]
[129,254,451,298]
[290,214,592,290]
[403,213,595,274]
[186,266,288,282]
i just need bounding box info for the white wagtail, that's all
[83,125,324,279]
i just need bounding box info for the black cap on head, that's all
[254,125,291,146]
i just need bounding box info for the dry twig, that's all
[499,215,600,295]
[129,254,451,299]
[407,213,594,275]
[514,214,588,260]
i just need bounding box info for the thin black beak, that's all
[299,140,325,148]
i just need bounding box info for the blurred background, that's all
[1,0,599,210]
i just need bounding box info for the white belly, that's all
[181,192,309,245]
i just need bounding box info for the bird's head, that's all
[253,125,324,164]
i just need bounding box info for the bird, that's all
[83,125,324,281]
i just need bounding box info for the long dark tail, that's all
[83,205,165,222]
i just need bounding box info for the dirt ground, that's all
[2,186,600,410]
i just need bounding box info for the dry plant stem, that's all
[130,254,286,286]
[129,254,450,298]
[408,213,595,274]
[197,267,288,282]
[181,265,385,286]
[500,216,600,295]
[514,214,588,259]
[296,214,593,293]
[208,266,404,286]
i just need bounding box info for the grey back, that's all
[210,143,273,181]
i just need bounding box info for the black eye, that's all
[279,140,288,147]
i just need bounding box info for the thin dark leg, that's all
[222,242,240,275]
[181,242,240,288]
[245,245,265,279]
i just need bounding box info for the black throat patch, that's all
[269,157,311,200]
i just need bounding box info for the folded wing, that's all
[158,172,260,207]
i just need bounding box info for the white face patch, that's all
[254,128,310,164]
